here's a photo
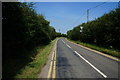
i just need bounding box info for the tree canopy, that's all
[2,2,65,78]
[67,8,120,50]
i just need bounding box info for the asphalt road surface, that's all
[56,38,119,78]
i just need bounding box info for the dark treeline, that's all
[67,8,120,50]
[2,2,64,78]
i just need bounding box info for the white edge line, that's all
[74,51,107,78]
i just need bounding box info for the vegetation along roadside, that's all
[14,39,56,78]
[67,38,120,58]
[2,2,65,78]
[67,8,120,58]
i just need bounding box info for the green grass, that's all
[67,39,120,58]
[14,39,56,78]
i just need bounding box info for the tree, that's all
[67,8,120,49]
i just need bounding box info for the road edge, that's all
[38,38,57,78]
[47,38,57,78]
[66,38,120,62]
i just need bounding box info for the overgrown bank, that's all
[67,39,120,58]
[2,2,63,78]
[14,39,56,78]
[67,8,120,58]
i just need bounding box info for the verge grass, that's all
[15,39,56,78]
[67,38,120,58]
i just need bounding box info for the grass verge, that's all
[14,39,56,78]
[67,38,120,58]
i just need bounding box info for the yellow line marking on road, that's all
[47,51,55,78]
[47,39,57,79]
[52,50,56,78]
[47,60,53,78]
[66,38,120,62]
[53,39,57,78]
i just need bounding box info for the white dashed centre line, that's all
[74,51,107,78]
[61,39,107,78]
[62,40,65,44]
[66,44,72,48]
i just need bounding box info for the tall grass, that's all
[14,39,56,78]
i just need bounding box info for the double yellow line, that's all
[47,39,57,79]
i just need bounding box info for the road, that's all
[56,38,119,78]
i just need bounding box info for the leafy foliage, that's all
[67,8,120,50]
[3,2,58,57]
[2,2,61,78]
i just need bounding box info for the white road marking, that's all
[62,40,65,44]
[62,39,72,49]
[74,51,107,78]
[66,44,72,48]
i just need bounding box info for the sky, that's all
[16,0,120,2]
[33,2,118,34]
